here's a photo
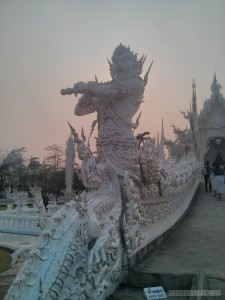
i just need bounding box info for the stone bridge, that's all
[109,184,225,299]
[1,180,225,299]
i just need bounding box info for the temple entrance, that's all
[204,137,225,165]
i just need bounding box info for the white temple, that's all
[2,44,208,300]
[198,74,225,164]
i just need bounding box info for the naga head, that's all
[108,44,146,81]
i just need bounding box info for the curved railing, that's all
[3,174,200,300]
[123,175,200,268]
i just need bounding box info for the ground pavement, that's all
[109,185,225,299]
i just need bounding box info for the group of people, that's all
[203,160,225,200]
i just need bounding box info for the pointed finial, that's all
[81,127,86,142]
[191,78,197,113]
[95,75,98,82]
[159,118,165,161]
[144,61,153,86]
[139,55,146,66]
[161,118,164,141]
[211,71,222,96]
[68,121,75,135]
[68,122,79,141]
[192,78,196,90]
[156,132,159,148]
[107,58,112,68]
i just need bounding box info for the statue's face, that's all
[109,44,142,81]
[110,62,132,81]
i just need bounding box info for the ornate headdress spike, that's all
[81,127,86,143]
[144,61,153,86]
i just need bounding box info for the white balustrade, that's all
[0,211,41,235]
[0,202,63,235]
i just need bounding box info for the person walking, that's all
[212,163,225,200]
[203,161,212,192]
[211,163,217,196]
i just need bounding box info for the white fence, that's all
[0,204,62,235]
[124,176,200,267]
[0,212,41,235]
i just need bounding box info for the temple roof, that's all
[198,74,225,124]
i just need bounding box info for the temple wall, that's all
[199,101,225,163]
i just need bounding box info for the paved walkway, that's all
[134,187,225,280]
[109,185,225,299]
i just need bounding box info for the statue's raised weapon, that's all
[61,81,86,96]
[61,80,99,96]
[61,60,153,97]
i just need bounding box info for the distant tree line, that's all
[0,145,84,200]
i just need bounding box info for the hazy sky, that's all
[1,0,225,160]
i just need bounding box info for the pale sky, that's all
[1,0,225,160]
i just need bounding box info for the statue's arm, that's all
[62,80,120,116]
[75,94,99,116]
[91,78,145,98]
[61,81,120,99]
[89,83,119,98]
[62,78,144,116]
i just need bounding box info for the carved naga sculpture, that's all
[68,122,122,272]
[30,186,47,230]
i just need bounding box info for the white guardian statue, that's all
[61,44,152,178]
[5,45,199,300]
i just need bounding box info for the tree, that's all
[0,149,5,165]
[0,144,85,199]
[1,147,27,192]
[44,144,64,172]
[44,145,65,197]
[27,156,42,186]
[0,149,7,195]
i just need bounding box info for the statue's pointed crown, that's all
[109,44,146,80]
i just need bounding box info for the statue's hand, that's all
[61,81,86,96]
[74,81,98,96]
[73,81,86,94]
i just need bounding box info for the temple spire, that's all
[156,132,159,149]
[211,72,222,98]
[192,78,197,115]
[159,118,165,161]
[160,118,164,143]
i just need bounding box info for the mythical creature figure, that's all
[68,123,122,270]
[30,186,47,230]
[139,136,161,184]
[12,191,29,211]
[164,125,193,161]
[61,44,152,178]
